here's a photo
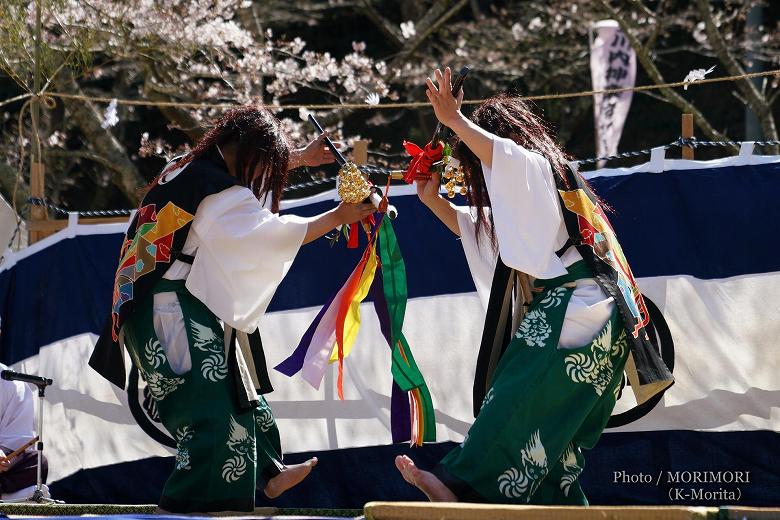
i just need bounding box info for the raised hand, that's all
[426,67,464,128]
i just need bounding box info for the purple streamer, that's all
[369,269,392,345]
[390,381,411,443]
[275,217,382,378]
[370,268,411,443]
[274,288,338,377]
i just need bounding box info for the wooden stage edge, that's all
[0,503,778,519]
[363,502,780,520]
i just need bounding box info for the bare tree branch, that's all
[469,0,483,21]
[644,0,667,53]
[359,1,405,49]
[695,0,778,145]
[394,0,470,64]
[769,89,780,107]
[596,0,732,144]
[144,81,205,141]
[46,149,125,173]
[637,89,671,104]
[627,0,656,19]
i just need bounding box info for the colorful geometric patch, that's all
[558,189,650,337]
[110,202,195,340]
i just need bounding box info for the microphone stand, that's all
[1,380,62,504]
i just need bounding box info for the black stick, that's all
[308,114,347,166]
[431,66,470,145]
[307,113,398,217]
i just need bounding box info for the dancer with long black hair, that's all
[90,105,374,513]
[396,68,672,505]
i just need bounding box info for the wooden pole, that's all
[0,436,39,464]
[682,113,694,160]
[352,140,368,166]
[28,0,45,244]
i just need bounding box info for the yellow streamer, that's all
[329,243,379,363]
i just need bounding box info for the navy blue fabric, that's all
[3,162,780,364]
[581,430,780,506]
[0,233,123,366]
[49,431,780,507]
[588,162,780,279]
[2,163,780,506]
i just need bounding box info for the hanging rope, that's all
[1,215,23,259]
[575,137,780,166]
[25,197,132,217]
[20,136,779,217]
[2,69,779,112]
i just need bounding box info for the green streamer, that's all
[379,220,436,442]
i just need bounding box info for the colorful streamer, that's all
[377,220,436,445]
[274,213,436,445]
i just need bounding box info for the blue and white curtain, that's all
[0,153,778,507]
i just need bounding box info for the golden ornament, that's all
[441,162,466,198]
[337,162,372,203]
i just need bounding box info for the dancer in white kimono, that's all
[91,105,374,513]
[396,68,670,505]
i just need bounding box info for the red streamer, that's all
[334,241,376,399]
[347,222,359,249]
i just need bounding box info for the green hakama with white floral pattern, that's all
[122,280,283,513]
[434,261,630,505]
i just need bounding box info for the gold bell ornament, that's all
[337,162,372,203]
[441,156,466,198]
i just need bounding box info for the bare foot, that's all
[263,458,318,499]
[395,455,457,502]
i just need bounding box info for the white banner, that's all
[590,20,636,166]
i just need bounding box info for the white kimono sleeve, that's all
[454,206,497,309]
[185,185,308,333]
[455,137,615,348]
[485,136,569,280]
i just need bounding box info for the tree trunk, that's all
[63,79,146,204]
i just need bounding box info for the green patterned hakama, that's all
[122,280,283,513]
[435,261,629,505]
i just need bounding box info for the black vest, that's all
[89,156,238,389]
[473,164,674,416]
